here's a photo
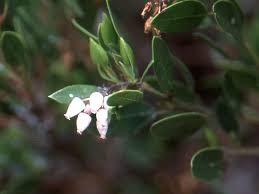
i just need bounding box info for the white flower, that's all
[96,108,109,123]
[64,97,85,120]
[96,120,108,139]
[89,92,104,113]
[63,91,111,138]
[76,113,92,135]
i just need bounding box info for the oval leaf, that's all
[114,102,154,120]
[89,38,109,67]
[119,37,136,79]
[48,84,98,104]
[107,113,152,138]
[151,112,206,141]
[152,36,194,96]
[0,31,26,66]
[191,147,224,181]
[213,0,244,40]
[152,0,207,33]
[107,90,143,106]
[90,38,118,82]
[152,36,174,91]
[99,13,118,50]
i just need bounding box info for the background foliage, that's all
[1,0,259,194]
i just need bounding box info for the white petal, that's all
[64,97,85,120]
[76,113,92,135]
[103,96,111,110]
[83,104,92,115]
[96,120,108,139]
[89,92,104,114]
[96,108,108,123]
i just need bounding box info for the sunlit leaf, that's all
[48,84,97,104]
[107,90,143,106]
[152,0,207,33]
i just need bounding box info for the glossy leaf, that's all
[48,84,97,104]
[152,0,207,33]
[99,13,118,50]
[0,31,26,66]
[191,147,224,181]
[107,90,143,106]
[151,112,206,141]
[213,0,244,40]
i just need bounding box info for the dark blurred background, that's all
[0,0,259,194]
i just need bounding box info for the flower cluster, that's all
[64,92,110,139]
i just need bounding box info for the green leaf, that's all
[0,31,26,66]
[89,38,109,67]
[152,36,194,93]
[125,136,165,170]
[89,38,118,82]
[150,112,206,141]
[119,37,136,79]
[114,103,154,120]
[152,36,174,91]
[99,13,118,50]
[106,0,120,36]
[48,84,98,104]
[107,113,152,138]
[191,147,224,181]
[204,128,220,147]
[217,62,259,90]
[107,90,143,106]
[213,0,244,40]
[223,72,242,110]
[152,0,207,33]
[215,97,239,133]
[104,103,154,139]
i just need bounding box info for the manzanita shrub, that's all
[1,0,259,192]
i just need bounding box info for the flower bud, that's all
[89,92,104,114]
[76,113,92,135]
[83,104,92,115]
[64,97,85,120]
[96,108,108,123]
[96,120,108,139]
